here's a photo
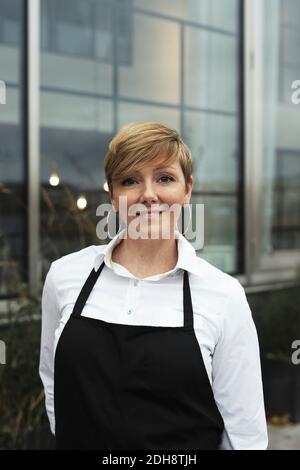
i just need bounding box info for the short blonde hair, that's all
[104,121,193,200]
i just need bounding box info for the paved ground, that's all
[24,423,300,450]
[267,424,300,450]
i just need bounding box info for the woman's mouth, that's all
[136,210,166,219]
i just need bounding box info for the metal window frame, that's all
[27,0,40,295]
[244,0,264,287]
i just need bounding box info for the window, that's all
[0,0,22,45]
[272,150,300,250]
[40,0,242,275]
[278,0,300,104]
[40,0,132,65]
[262,0,300,258]
[0,0,26,297]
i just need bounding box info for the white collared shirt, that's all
[39,228,268,450]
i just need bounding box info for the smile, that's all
[136,210,166,217]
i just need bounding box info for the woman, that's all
[39,121,268,450]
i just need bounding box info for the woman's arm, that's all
[39,262,60,436]
[212,279,268,450]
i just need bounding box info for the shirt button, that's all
[127,309,132,315]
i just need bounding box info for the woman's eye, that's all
[121,178,136,186]
[121,175,174,186]
[159,175,174,183]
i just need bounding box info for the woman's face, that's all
[111,157,193,238]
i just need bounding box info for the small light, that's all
[103,181,109,192]
[49,173,60,186]
[77,195,87,210]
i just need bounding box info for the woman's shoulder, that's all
[49,243,108,278]
[188,256,248,326]
[190,255,241,294]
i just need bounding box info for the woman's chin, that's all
[137,222,176,239]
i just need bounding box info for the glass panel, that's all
[281,0,300,27]
[40,0,132,65]
[40,0,121,272]
[262,0,300,253]
[185,112,239,192]
[280,65,299,103]
[184,26,239,113]
[41,92,113,131]
[118,102,180,130]
[40,93,114,267]
[281,27,300,66]
[192,194,237,274]
[184,111,239,273]
[133,0,239,33]
[0,0,22,45]
[0,0,25,296]
[95,1,113,61]
[272,151,300,250]
[55,0,93,57]
[118,12,180,105]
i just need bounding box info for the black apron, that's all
[54,261,224,449]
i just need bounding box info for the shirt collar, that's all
[93,227,202,280]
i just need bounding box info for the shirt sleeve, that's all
[39,262,60,436]
[211,279,268,450]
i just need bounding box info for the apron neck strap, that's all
[183,269,194,329]
[72,261,105,317]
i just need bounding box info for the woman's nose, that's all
[139,180,159,201]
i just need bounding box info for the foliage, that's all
[254,265,300,362]
[0,176,109,449]
[0,293,48,449]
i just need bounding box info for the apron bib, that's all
[54,261,224,449]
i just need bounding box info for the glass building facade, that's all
[0,0,300,298]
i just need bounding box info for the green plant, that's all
[0,173,110,448]
[0,293,48,449]
[255,265,300,362]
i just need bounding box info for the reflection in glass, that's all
[0,0,25,296]
[263,0,300,253]
[133,0,239,33]
[40,0,242,275]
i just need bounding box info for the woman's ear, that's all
[188,175,194,192]
[184,175,193,205]
[109,187,116,212]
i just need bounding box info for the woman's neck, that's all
[111,235,179,279]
